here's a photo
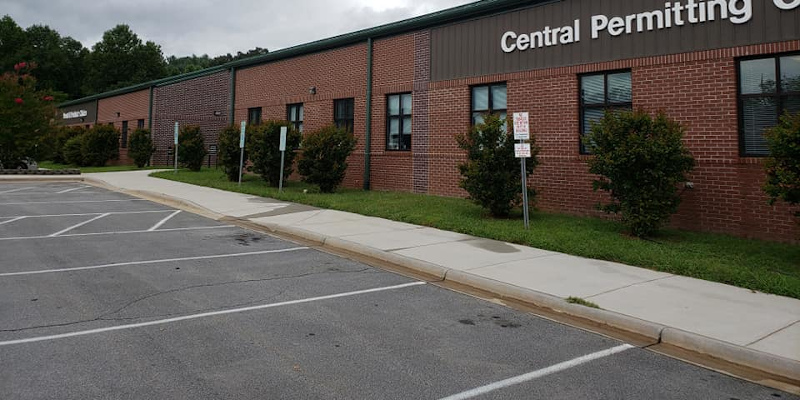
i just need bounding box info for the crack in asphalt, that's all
[0,267,374,334]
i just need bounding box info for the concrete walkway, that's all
[72,170,800,381]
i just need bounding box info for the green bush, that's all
[39,125,84,164]
[247,120,301,187]
[178,125,207,171]
[298,125,356,193]
[81,125,120,167]
[0,63,56,167]
[584,110,696,237]
[218,124,246,182]
[128,128,155,168]
[456,113,539,218]
[63,135,85,166]
[764,112,800,219]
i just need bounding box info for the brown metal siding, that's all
[431,0,800,81]
[58,101,97,126]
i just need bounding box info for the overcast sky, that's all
[2,0,477,57]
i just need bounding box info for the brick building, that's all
[58,0,800,241]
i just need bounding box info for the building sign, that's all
[62,110,88,119]
[502,0,799,53]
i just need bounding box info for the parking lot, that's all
[0,182,795,399]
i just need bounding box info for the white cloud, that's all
[1,0,476,57]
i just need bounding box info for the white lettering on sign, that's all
[499,0,800,53]
[515,143,532,159]
[513,112,530,140]
[774,0,800,10]
[62,110,88,119]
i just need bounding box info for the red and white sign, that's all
[513,112,530,140]
[515,143,531,159]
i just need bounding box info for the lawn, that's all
[152,168,800,299]
[39,161,166,174]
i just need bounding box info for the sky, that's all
[1,0,478,58]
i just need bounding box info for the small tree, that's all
[298,125,356,193]
[0,62,56,167]
[585,110,695,237]
[128,128,155,168]
[218,124,246,182]
[178,125,206,171]
[81,124,119,167]
[456,113,539,218]
[248,120,301,187]
[764,112,800,219]
[63,135,85,166]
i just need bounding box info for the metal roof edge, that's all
[60,0,548,108]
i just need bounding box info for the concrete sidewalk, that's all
[76,170,799,381]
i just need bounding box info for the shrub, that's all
[81,124,120,167]
[128,128,155,168]
[178,125,207,171]
[764,112,800,219]
[52,126,85,164]
[456,113,539,217]
[584,110,695,237]
[248,120,301,187]
[218,124,246,182]
[298,125,356,193]
[63,135,85,166]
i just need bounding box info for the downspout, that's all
[147,86,154,131]
[364,37,373,191]
[229,67,236,125]
[94,99,99,126]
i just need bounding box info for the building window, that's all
[287,103,304,133]
[738,53,800,156]
[248,107,262,126]
[121,121,128,148]
[137,119,145,130]
[334,98,355,132]
[471,83,507,127]
[387,93,412,151]
[579,70,632,154]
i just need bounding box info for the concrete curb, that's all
[0,175,84,183]
[81,178,800,383]
[443,269,666,342]
[661,328,800,382]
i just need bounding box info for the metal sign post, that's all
[278,126,288,192]
[173,122,179,174]
[513,112,531,230]
[238,121,246,186]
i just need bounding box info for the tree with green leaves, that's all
[84,24,166,94]
[764,112,800,220]
[584,110,695,237]
[456,113,539,218]
[0,62,56,168]
[0,16,26,73]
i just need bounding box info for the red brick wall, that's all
[97,89,149,165]
[235,44,368,188]
[152,72,230,166]
[426,40,800,242]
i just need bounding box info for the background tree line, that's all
[0,15,268,100]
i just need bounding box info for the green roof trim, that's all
[60,0,551,108]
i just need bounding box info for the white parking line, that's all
[438,344,635,400]
[0,225,236,241]
[56,186,91,194]
[0,199,147,206]
[0,217,26,226]
[0,247,310,277]
[0,281,426,347]
[0,210,173,220]
[0,187,34,195]
[48,213,111,237]
[147,210,181,231]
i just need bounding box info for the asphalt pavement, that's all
[0,182,796,399]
